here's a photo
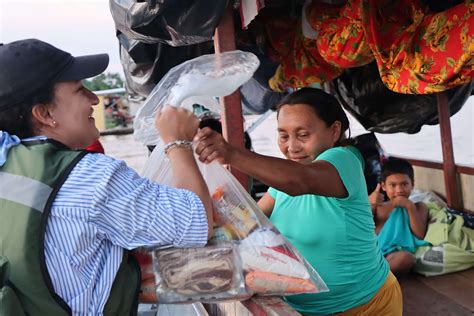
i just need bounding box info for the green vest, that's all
[0,139,140,315]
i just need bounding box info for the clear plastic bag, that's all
[409,189,448,209]
[133,51,260,146]
[140,143,329,303]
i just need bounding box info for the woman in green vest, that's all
[195,87,403,315]
[0,39,213,315]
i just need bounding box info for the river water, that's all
[245,97,473,167]
[101,97,473,171]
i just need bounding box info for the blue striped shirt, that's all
[46,153,208,315]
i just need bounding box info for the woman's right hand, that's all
[194,127,234,164]
[156,107,199,143]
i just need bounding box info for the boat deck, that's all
[399,268,474,315]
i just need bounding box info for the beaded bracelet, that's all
[163,140,193,155]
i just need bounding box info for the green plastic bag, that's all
[414,204,474,276]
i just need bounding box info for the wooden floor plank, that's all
[458,268,474,282]
[398,275,471,316]
[417,273,474,312]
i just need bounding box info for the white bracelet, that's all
[163,140,193,155]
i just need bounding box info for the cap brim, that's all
[56,53,109,82]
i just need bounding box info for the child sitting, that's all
[369,157,429,274]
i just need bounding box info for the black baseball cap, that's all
[0,39,109,110]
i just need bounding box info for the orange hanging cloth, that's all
[315,0,374,69]
[259,8,344,92]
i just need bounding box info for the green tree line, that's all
[82,72,124,91]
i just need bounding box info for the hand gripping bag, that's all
[133,50,328,303]
[138,147,328,303]
[133,50,260,146]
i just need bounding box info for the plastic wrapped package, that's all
[134,49,327,303]
[409,189,448,209]
[139,145,328,303]
[152,243,247,302]
[133,50,260,146]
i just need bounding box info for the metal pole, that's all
[213,3,249,190]
[436,92,462,210]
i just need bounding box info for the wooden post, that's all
[213,3,249,189]
[209,6,308,316]
[436,92,463,210]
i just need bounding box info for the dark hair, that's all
[381,157,414,183]
[0,83,55,138]
[275,87,353,146]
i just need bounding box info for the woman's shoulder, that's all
[317,146,362,166]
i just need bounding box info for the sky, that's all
[0,0,123,74]
[0,0,472,165]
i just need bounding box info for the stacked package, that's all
[133,50,328,303]
[138,152,328,303]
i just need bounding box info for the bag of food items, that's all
[134,50,328,303]
[138,146,328,303]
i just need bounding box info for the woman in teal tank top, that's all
[195,88,402,315]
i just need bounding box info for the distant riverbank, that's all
[101,97,473,171]
[246,97,473,167]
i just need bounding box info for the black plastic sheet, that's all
[240,49,286,114]
[109,0,228,46]
[353,133,387,194]
[333,62,472,134]
[422,0,464,12]
[118,34,213,98]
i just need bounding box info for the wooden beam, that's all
[213,3,249,190]
[392,156,474,176]
[436,92,463,210]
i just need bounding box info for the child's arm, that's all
[391,197,428,239]
[368,183,384,216]
[414,201,429,237]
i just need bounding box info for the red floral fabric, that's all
[260,9,344,92]
[315,0,373,69]
[261,0,473,94]
[362,0,474,93]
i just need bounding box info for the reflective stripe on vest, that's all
[0,140,140,315]
[0,172,52,212]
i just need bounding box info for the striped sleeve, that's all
[61,154,208,249]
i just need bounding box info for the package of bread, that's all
[151,244,248,303]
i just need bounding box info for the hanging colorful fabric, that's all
[259,9,344,92]
[361,0,474,94]
[314,0,374,69]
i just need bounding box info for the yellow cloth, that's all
[338,272,402,316]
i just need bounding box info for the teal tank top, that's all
[268,146,389,314]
